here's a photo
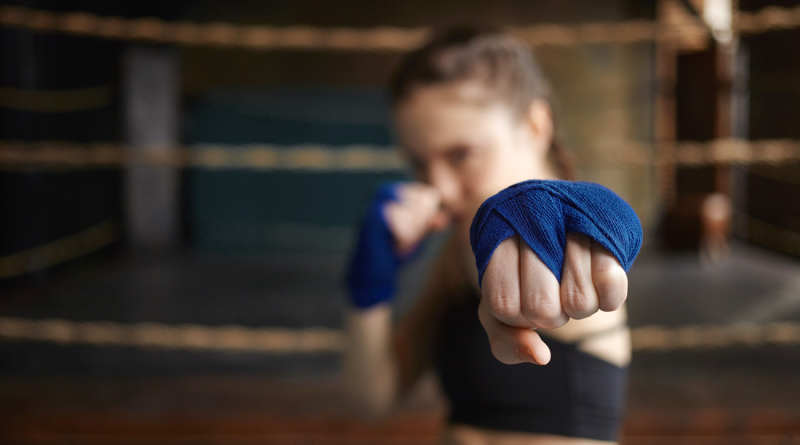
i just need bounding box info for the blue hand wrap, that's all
[470,180,643,287]
[346,183,414,309]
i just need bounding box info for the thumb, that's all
[478,298,551,365]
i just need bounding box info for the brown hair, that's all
[389,26,576,181]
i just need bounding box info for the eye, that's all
[447,146,471,167]
[408,156,428,179]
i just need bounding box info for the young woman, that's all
[345,27,641,444]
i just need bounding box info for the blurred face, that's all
[394,80,557,239]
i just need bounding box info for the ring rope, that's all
[0,221,116,279]
[1,212,798,281]
[1,5,798,51]
[0,316,798,353]
[0,316,344,353]
[1,139,798,170]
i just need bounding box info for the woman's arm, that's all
[344,303,396,419]
[344,235,461,420]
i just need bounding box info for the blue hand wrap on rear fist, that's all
[347,183,414,309]
[470,180,643,287]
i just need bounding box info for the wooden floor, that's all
[1,367,799,445]
[0,376,442,445]
[1,245,799,444]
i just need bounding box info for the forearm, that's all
[344,303,399,420]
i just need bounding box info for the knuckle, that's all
[523,294,562,325]
[520,303,538,322]
[563,291,587,312]
[593,264,628,296]
[561,286,595,317]
[592,255,623,278]
[520,293,546,318]
[594,267,628,311]
[486,294,519,319]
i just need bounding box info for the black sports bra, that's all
[433,289,628,441]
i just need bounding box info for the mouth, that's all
[450,211,470,227]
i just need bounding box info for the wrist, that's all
[346,182,404,309]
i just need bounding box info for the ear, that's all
[523,100,554,159]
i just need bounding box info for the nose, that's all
[427,163,461,213]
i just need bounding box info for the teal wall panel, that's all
[186,87,407,252]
